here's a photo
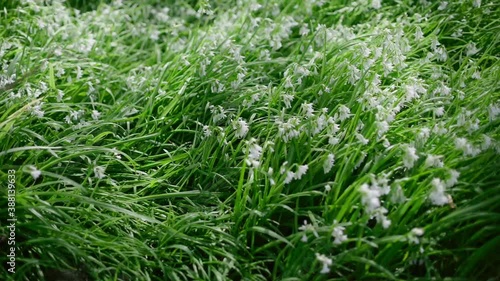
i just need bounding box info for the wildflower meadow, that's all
[0,0,499,280]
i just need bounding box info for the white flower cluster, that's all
[298,220,318,243]
[208,103,228,123]
[454,137,481,157]
[407,227,424,244]
[428,170,460,206]
[245,138,263,168]
[429,178,448,206]
[280,162,309,185]
[359,174,393,229]
[315,253,333,274]
[331,222,348,245]
[323,153,335,174]
[403,145,419,169]
[298,219,349,274]
[275,116,301,142]
[25,165,41,180]
[233,118,249,139]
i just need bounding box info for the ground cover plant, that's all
[1,0,499,280]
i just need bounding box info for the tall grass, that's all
[1,0,499,280]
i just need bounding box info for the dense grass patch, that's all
[1,0,499,280]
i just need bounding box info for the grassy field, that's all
[1,0,499,280]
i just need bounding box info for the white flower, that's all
[424,154,444,168]
[150,29,160,41]
[282,93,294,108]
[31,103,44,118]
[404,81,426,102]
[412,228,424,236]
[404,84,419,102]
[123,107,139,117]
[269,178,275,186]
[473,0,481,8]
[276,117,301,142]
[313,114,328,135]
[472,70,481,80]
[372,207,391,229]
[94,165,106,179]
[329,136,340,145]
[403,145,419,168]
[371,173,390,195]
[331,222,347,245]
[434,47,448,62]
[26,165,41,179]
[209,104,227,123]
[284,76,293,88]
[360,183,381,213]
[327,119,340,135]
[280,161,288,174]
[438,2,448,10]
[323,153,335,174]
[211,80,225,93]
[112,147,122,160]
[454,137,480,156]
[380,215,391,229]
[299,220,318,242]
[315,253,332,274]
[55,65,65,78]
[299,24,310,36]
[371,0,381,9]
[284,171,295,184]
[488,104,500,121]
[56,89,65,102]
[356,121,364,131]
[248,143,262,161]
[91,110,101,120]
[250,2,262,11]
[347,64,361,85]
[267,168,275,185]
[429,178,448,206]
[452,28,463,38]
[75,66,83,79]
[324,184,332,192]
[415,26,424,40]
[233,118,249,138]
[466,42,480,56]
[294,165,308,180]
[434,106,445,117]
[245,139,263,168]
[202,125,212,138]
[434,82,451,96]
[417,127,431,142]
[359,42,371,58]
[301,102,314,118]
[338,105,351,121]
[445,169,460,187]
[382,137,391,148]
[376,121,389,137]
[356,133,369,145]
[481,135,492,151]
[390,184,406,204]
[382,57,394,76]
[408,228,424,244]
[433,122,448,135]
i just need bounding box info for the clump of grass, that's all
[1,0,499,280]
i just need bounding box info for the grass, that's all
[0,0,499,280]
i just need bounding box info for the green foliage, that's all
[0,0,499,280]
